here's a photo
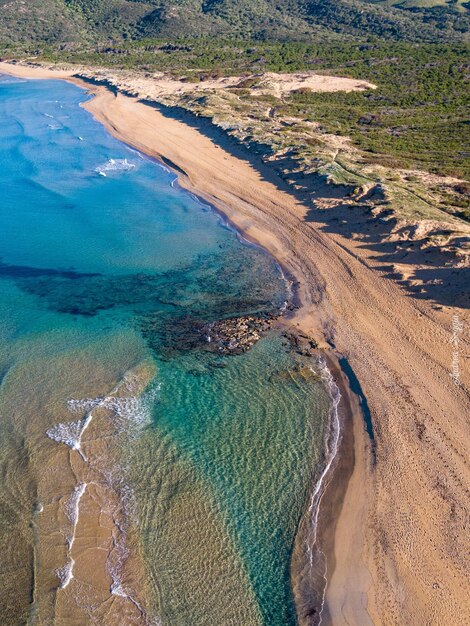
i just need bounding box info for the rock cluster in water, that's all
[202,314,277,355]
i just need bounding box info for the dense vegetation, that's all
[276,43,470,179]
[0,0,468,46]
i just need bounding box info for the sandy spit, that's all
[1,61,469,626]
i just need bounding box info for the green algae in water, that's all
[0,76,331,625]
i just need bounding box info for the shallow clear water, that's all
[0,76,330,625]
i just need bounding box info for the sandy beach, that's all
[1,61,469,625]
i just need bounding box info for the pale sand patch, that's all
[0,61,375,98]
[1,62,469,625]
[90,69,375,100]
[255,72,375,97]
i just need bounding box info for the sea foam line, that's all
[56,482,87,589]
[306,357,341,622]
[111,580,149,622]
[46,410,95,462]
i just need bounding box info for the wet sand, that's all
[35,361,156,625]
[1,62,469,625]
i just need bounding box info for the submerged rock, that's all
[270,364,321,384]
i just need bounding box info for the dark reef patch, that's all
[0,243,287,358]
[0,260,100,280]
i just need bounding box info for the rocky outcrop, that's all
[202,314,277,355]
[282,330,318,357]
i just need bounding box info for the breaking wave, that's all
[95,158,136,177]
[46,418,88,450]
[47,373,159,455]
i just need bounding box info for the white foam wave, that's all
[277,264,293,309]
[126,147,146,161]
[68,381,158,431]
[48,371,159,618]
[109,559,150,622]
[108,535,130,597]
[111,580,149,621]
[47,375,159,463]
[306,357,341,622]
[307,359,341,554]
[46,375,160,450]
[46,418,88,450]
[106,490,153,622]
[67,397,103,414]
[57,482,87,589]
[65,482,86,542]
[102,388,158,429]
[111,581,128,597]
[95,158,136,176]
[188,192,212,212]
[56,560,74,589]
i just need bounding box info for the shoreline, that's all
[71,71,367,624]
[2,61,469,625]
[73,75,375,626]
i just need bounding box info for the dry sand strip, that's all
[1,62,469,626]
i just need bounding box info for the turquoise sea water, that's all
[0,76,331,625]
